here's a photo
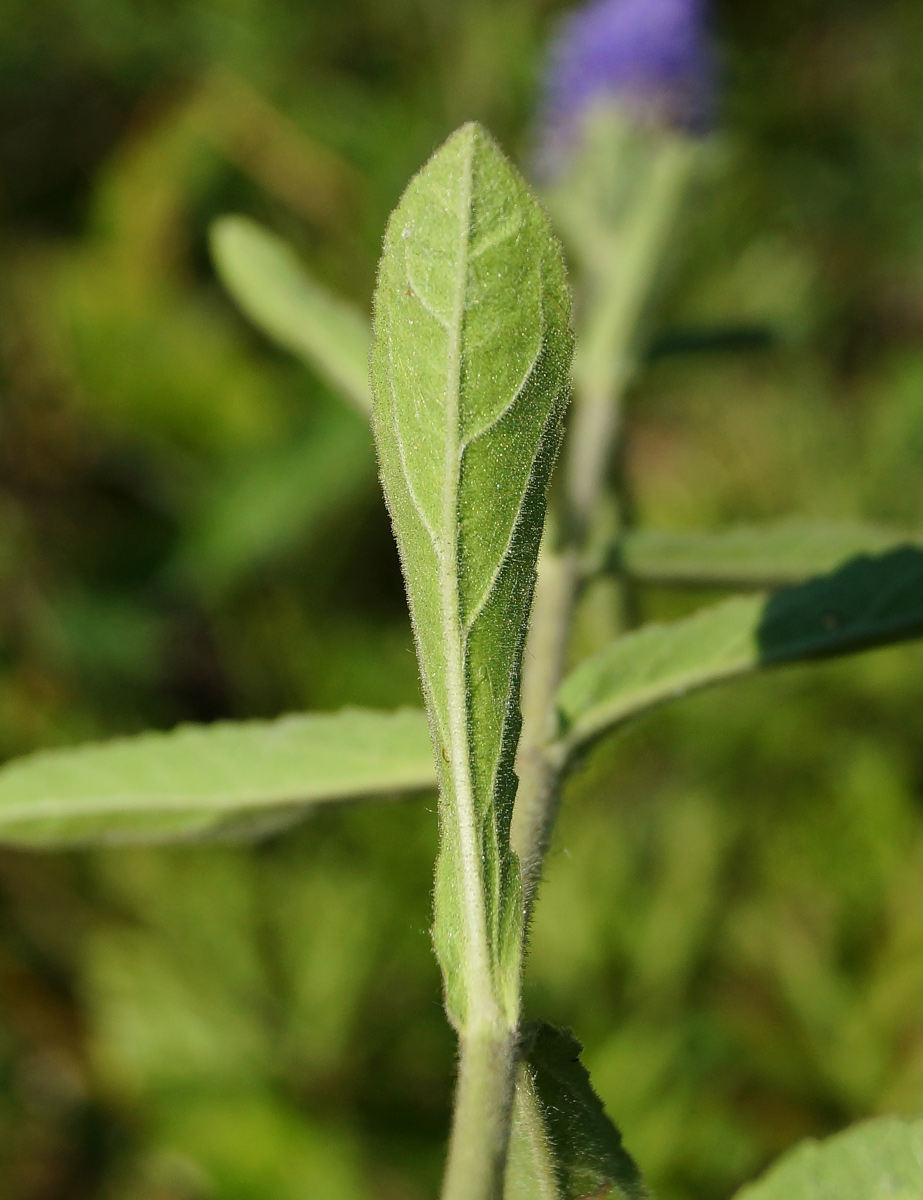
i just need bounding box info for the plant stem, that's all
[513,541,578,894]
[513,136,693,898]
[511,366,633,889]
[442,1024,518,1200]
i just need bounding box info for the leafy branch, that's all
[2,115,923,1200]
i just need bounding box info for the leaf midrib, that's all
[0,779,427,824]
[436,130,497,1026]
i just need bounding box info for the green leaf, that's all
[0,708,434,848]
[618,520,921,589]
[371,123,573,1030]
[559,547,923,751]
[210,216,372,414]
[733,1114,923,1200]
[505,1023,648,1200]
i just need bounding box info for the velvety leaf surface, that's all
[505,1022,648,1200]
[0,709,434,847]
[371,123,573,1027]
[619,520,920,589]
[559,547,923,750]
[210,216,372,413]
[733,1115,923,1200]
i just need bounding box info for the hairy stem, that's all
[513,137,692,899]
[443,1025,518,1200]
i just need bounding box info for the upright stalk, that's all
[443,1026,518,1200]
[513,138,692,898]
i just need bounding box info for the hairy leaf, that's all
[560,547,923,751]
[210,216,372,413]
[618,520,920,589]
[371,123,573,1028]
[0,709,434,847]
[505,1023,648,1200]
[733,1114,923,1199]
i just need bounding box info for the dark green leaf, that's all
[559,547,923,751]
[505,1022,648,1200]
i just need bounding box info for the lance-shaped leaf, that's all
[616,520,921,589]
[733,1114,923,1200]
[210,216,372,414]
[559,546,923,752]
[0,708,433,848]
[505,1023,648,1200]
[371,123,573,1029]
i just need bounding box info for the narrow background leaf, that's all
[559,547,923,750]
[0,708,433,847]
[210,216,372,414]
[618,520,921,588]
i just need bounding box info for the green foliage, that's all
[0,709,433,847]
[371,122,573,1030]
[202,217,381,589]
[210,217,372,415]
[527,686,923,1199]
[619,520,922,589]
[3,2,923,1197]
[559,548,923,751]
[732,1115,923,1199]
[506,1022,648,1200]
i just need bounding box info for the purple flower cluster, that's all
[540,0,717,159]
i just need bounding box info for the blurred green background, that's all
[2,1,923,1197]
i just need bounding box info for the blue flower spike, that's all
[540,0,717,168]
[535,0,715,412]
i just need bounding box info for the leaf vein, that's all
[462,282,550,634]
[460,273,544,449]
[386,323,441,556]
[403,262,452,329]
